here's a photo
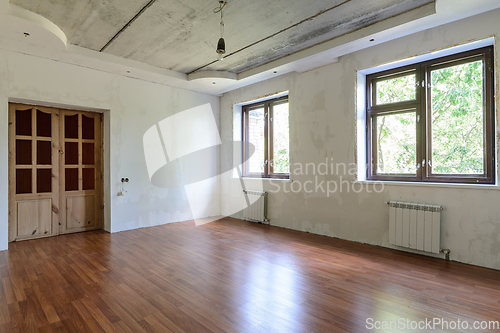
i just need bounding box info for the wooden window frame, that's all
[242,95,289,179]
[366,46,495,184]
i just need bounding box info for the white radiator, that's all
[243,190,269,224]
[388,201,442,254]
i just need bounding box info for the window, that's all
[366,46,495,184]
[242,96,290,178]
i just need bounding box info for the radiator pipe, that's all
[440,248,451,260]
[385,201,444,210]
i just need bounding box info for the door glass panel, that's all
[65,114,78,139]
[83,168,95,190]
[37,110,52,137]
[65,142,78,165]
[16,109,32,136]
[247,108,265,173]
[374,112,417,175]
[430,60,484,174]
[272,102,290,174]
[16,140,32,165]
[16,169,32,194]
[82,115,95,140]
[82,143,94,165]
[65,168,79,191]
[376,73,416,105]
[37,141,52,165]
[37,169,52,193]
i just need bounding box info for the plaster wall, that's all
[220,9,500,270]
[0,50,220,250]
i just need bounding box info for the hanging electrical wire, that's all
[213,1,227,14]
[214,1,227,59]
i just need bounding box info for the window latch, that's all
[422,159,425,167]
[416,163,421,170]
[264,159,268,167]
[270,160,274,167]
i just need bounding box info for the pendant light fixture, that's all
[214,1,227,60]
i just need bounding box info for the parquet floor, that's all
[1,217,500,332]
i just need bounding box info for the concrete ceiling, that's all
[10,0,433,74]
[2,0,500,95]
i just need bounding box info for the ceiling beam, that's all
[100,0,156,52]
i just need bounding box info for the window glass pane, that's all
[82,143,95,165]
[16,169,32,194]
[273,102,289,173]
[65,168,79,191]
[65,142,78,165]
[37,110,52,137]
[430,60,484,174]
[65,114,78,139]
[16,140,32,165]
[82,115,95,140]
[37,140,52,165]
[375,112,416,174]
[376,74,416,105]
[37,169,52,193]
[248,108,265,173]
[16,109,32,136]
[83,168,95,190]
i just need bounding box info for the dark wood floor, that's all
[1,218,500,332]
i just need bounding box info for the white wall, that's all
[0,49,220,250]
[220,9,500,270]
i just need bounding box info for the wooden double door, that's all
[8,103,103,242]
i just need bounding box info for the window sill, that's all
[232,176,292,182]
[354,179,499,191]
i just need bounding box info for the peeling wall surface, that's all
[220,9,500,270]
[0,51,220,250]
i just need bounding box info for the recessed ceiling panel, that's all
[10,0,152,50]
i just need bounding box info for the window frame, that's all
[242,95,289,179]
[366,46,495,184]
